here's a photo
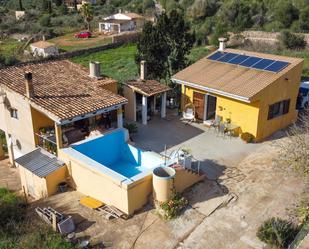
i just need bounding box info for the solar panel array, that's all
[207,52,290,73]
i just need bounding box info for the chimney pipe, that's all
[119,9,122,13]
[218,37,227,51]
[24,71,34,98]
[89,61,101,78]
[140,60,147,80]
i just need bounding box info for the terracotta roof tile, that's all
[125,79,170,96]
[172,48,303,101]
[0,60,127,122]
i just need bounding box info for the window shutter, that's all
[268,105,274,120]
[283,99,290,114]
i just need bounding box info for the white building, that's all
[30,41,59,58]
[99,12,145,34]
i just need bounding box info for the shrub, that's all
[279,31,307,49]
[257,217,299,249]
[124,123,138,134]
[39,14,51,27]
[0,188,25,229]
[295,197,309,224]
[158,190,188,220]
[240,132,255,143]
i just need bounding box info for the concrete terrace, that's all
[133,110,261,179]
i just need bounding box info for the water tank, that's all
[153,167,176,202]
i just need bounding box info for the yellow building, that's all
[172,41,304,141]
[0,60,127,199]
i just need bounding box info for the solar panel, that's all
[251,59,275,70]
[206,51,290,73]
[208,51,226,61]
[217,53,238,62]
[229,55,250,65]
[264,61,289,72]
[240,57,262,67]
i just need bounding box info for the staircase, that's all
[171,164,206,193]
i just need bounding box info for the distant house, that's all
[99,12,145,33]
[172,38,304,142]
[30,41,59,58]
[65,0,96,10]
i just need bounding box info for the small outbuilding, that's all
[16,148,67,199]
[99,12,145,33]
[123,61,171,125]
[30,41,59,58]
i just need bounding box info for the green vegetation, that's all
[257,217,299,249]
[279,31,307,50]
[0,187,76,249]
[0,38,23,68]
[157,190,188,220]
[70,43,210,83]
[80,3,94,31]
[136,10,195,80]
[70,43,138,83]
[0,130,6,152]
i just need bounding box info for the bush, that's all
[240,132,255,143]
[39,14,51,27]
[279,31,307,49]
[158,190,188,220]
[124,123,138,134]
[0,188,25,229]
[257,217,299,249]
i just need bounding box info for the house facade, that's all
[99,12,145,33]
[172,40,304,141]
[0,60,127,165]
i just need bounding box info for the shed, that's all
[16,148,67,199]
[123,61,171,125]
[30,41,59,58]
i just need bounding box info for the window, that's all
[10,108,18,119]
[268,99,290,120]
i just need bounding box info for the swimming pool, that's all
[59,128,166,215]
[69,129,164,179]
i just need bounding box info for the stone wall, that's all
[242,31,309,45]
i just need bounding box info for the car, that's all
[298,81,309,109]
[74,31,91,39]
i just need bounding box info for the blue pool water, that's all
[72,129,164,178]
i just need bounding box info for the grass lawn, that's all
[70,43,138,83]
[0,38,24,58]
[70,44,210,83]
[49,33,112,52]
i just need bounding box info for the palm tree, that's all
[80,3,94,31]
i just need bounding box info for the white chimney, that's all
[218,37,227,51]
[140,60,147,80]
[24,71,34,98]
[119,9,122,13]
[89,61,101,78]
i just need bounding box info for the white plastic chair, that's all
[182,104,195,123]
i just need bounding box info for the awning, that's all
[15,148,65,178]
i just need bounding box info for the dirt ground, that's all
[31,137,307,249]
[0,157,21,191]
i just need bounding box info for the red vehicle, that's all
[74,31,92,38]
